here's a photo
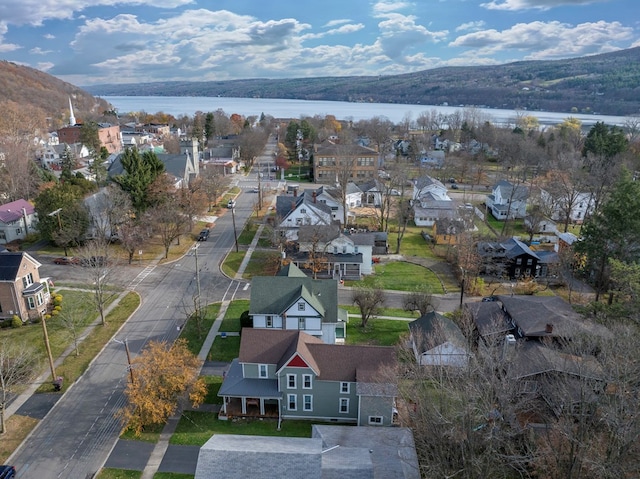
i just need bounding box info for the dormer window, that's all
[298,302,305,311]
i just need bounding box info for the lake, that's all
[103,96,631,127]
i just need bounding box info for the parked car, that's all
[451,184,459,189]
[198,228,210,241]
[0,465,16,479]
[227,199,236,209]
[53,256,79,265]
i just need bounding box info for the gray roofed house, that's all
[275,193,335,240]
[250,263,347,343]
[195,425,420,479]
[218,329,397,426]
[408,312,470,367]
[0,251,50,322]
[485,180,529,220]
[477,237,543,279]
[0,199,37,244]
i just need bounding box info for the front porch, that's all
[218,397,280,420]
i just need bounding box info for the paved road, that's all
[11,175,259,479]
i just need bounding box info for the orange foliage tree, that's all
[118,339,206,436]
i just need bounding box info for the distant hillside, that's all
[86,47,640,116]
[0,60,110,127]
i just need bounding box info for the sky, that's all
[0,0,638,87]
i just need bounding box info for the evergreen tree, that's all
[113,148,165,212]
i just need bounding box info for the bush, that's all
[11,315,23,328]
[240,310,252,330]
[53,295,63,307]
[51,310,59,316]
[54,305,62,312]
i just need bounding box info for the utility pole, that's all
[114,338,134,384]
[231,205,239,253]
[41,316,57,387]
[48,208,66,256]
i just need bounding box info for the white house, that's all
[276,193,334,240]
[485,180,529,220]
[0,199,37,244]
[540,189,594,225]
[413,176,450,203]
[408,312,470,368]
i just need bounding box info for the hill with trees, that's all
[85,47,640,116]
[0,60,111,128]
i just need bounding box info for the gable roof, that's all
[239,329,396,383]
[493,180,529,201]
[0,199,35,224]
[0,252,40,281]
[315,140,377,156]
[275,194,333,222]
[414,175,446,191]
[249,272,339,322]
[409,312,467,352]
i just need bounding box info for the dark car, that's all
[482,296,498,302]
[451,183,459,189]
[0,465,16,479]
[53,256,79,265]
[198,228,210,241]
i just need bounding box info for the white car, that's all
[227,199,236,209]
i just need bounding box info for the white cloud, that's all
[37,62,55,71]
[30,47,53,55]
[372,1,412,14]
[0,0,194,26]
[43,33,55,39]
[376,13,448,61]
[481,0,608,11]
[302,23,365,40]
[323,19,351,28]
[450,20,633,59]
[456,21,486,32]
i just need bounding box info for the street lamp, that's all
[113,338,134,384]
[230,204,239,253]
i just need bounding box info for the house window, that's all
[266,316,273,328]
[298,302,305,311]
[303,374,312,389]
[298,318,306,330]
[300,208,306,214]
[340,382,350,394]
[36,292,44,306]
[527,259,533,265]
[304,394,313,411]
[368,416,383,425]
[354,246,358,253]
[339,398,349,413]
[288,374,296,389]
[342,246,347,253]
[22,273,34,288]
[288,394,297,411]
[296,218,303,225]
[27,296,35,309]
[259,364,268,378]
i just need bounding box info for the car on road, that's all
[451,183,459,189]
[53,256,79,265]
[252,187,259,193]
[227,199,236,209]
[198,228,210,241]
[0,465,16,479]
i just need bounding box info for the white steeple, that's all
[68,97,76,126]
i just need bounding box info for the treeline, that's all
[86,47,640,116]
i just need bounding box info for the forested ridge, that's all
[84,47,640,116]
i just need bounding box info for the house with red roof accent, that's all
[218,328,398,426]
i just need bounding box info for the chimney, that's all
[291,201,296,212]
[502,334,516,361]
[293,188,297,197]
[545,323,554,334]
[312,191,317,203]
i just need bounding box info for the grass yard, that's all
[220,300,250,332]
[346,317,410,346]
[349,262,445,293]
[237,221,259,245]
[203,376,224,405]
[340,305,419,319]
[95,469,142,479]
[180,303,221,355]
[386,226,439,258]
[170,411,313,446]
[240,251,281,279]
[207,335,240,362]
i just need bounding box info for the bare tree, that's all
[0,339,39,434]
[403,286,434,316]
[394,195,413,254]
[77,237,118,325]
[352,285,385,328]
[147,200,191,258]
[57,300,86,357]
[199,167,230,211]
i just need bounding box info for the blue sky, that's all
[1,0,638,86]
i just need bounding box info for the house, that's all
[313,140,378,183]
[419,150,445,168]
[250,263,348,343]
[412,175,450,203]
[0,199,37,244]
[275,193,334,240]
[218,328,397,425]
[134,123,170,136]
[408,312,470,367]
[413,200,458,228]
[485,180,529,220]
[0,252,51,322]
[195,425,420,479]
[540,189,594,226]
[57,122,122,154]
[477,237,542,279]
[38,143,90,170]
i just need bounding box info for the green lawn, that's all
[348,262,444,293]
[387,226,439,258]
[221,251,280,279]
[207,335,240,362]
[346,317,410,346]
[220,300,250,332]
[96,469,142,479]
[203,376,223,405]
[170,411,313,446]
[221,251,244,278]
[340,305,419,319]
[237,221,259,245]
[180,303,221,355]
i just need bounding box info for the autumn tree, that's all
[0,339,39,434]
[198,167,230,210]
[352,285,385,328]
[118,339,206,436]
[147,197,191,258]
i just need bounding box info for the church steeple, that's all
[68,97,76,126]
